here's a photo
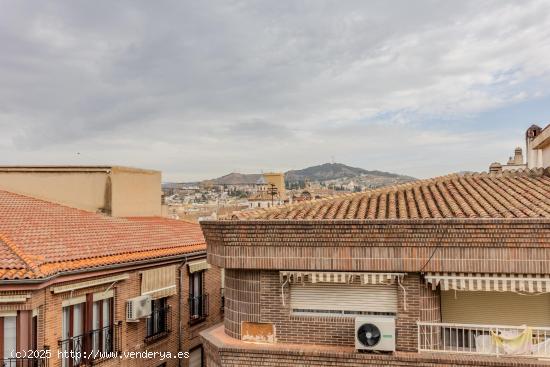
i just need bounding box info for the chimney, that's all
[526,124,542,169]
[489,162,502,174]
[513,147,524,165]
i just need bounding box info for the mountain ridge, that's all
[174,163,415,186]
[284,163,415,183]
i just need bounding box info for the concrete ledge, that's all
[201,324,550,367]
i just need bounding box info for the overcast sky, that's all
[1,1,550,181]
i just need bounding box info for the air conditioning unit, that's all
[126,295,152,322]
[355,316,396,352]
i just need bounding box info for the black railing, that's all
[58,323,120,367]
[2,358,48,367]
[145,306,171,343]
[188,293,209,324]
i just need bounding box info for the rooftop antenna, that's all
[268,183,278,207]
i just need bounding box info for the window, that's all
[220,268,225,312]
[441,291,550,326]
[146,298,169,341]
[1,311,36,365]
[92,298,114,353]
[1,315,16,363]
[290,283,397,316]
[60,294,115,367]
[31,314,38,352]
[61,303,85,367]
[188,345,203,367]
[189,271,208,323]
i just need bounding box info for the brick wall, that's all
[181,264,223,367]
[222,270,438,352]
[259,270,356,346]
[396,274,420,352]
[0,257,222,367]
[211,348,550,367]
[223,270,260,339]
[202,324,549,367]
[204,219,550,274]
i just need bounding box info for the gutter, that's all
[0,250,206,286]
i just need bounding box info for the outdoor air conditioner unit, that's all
[355,315,396,352]
[126,295,152,322]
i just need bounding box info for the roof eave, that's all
[0,249,206,285]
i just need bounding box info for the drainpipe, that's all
[177,257,188,367]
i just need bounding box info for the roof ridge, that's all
[228,168,550,220]
[0,233,40,276]
[237,172,459,219]
[41,241,206,264]
[36,243,207,278]
[0,188,113,218]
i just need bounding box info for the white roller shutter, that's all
[189,347,202,367]
[441,291,550,326]
[290,283,397,314]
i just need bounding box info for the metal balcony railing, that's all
[58,323,121,367]
[145,305,171,343]
[2,358,48,367]
[418,321,550,358]
[188,293,209,323]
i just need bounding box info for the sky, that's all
[1,1,550,181]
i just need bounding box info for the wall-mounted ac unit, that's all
[126,295,152,322]
[355,316,396,352]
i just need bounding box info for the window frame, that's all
[145,297,170,342]
[188,344,204,367]
[189,271,207,324]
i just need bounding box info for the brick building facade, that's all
[200,168,550,366]
[0,189,222,367]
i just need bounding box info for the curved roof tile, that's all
[232,168,550,220]
[0,191,205,280]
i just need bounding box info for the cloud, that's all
[1,0,549,180]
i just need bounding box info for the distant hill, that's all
[285,163,414,183]
[209,172,263,185]
[195,163,415,187]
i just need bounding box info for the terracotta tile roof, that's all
[233,168,550,220]
[0,190,205,280]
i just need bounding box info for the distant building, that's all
[263,172,287,200]
[490,123,550,172]
[247,192,285,209]
[0,165,163,217]
[526,124,550,169]
[246,172,288,209]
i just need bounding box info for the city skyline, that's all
[1,1,550,181]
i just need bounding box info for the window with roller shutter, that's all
[290,283,398,316]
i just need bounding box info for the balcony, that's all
[144,305,172,344]
[188,293,209,325]
[418,321,550,358]
[58,323,121,367]
[2,358,48,367]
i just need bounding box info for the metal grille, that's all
[189,293,209,323]
[418,321,550,358]
[58,323,121,366]
[145,305,171,343]
[2,358,48,367]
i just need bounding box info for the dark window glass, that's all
[147,298,168,337]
